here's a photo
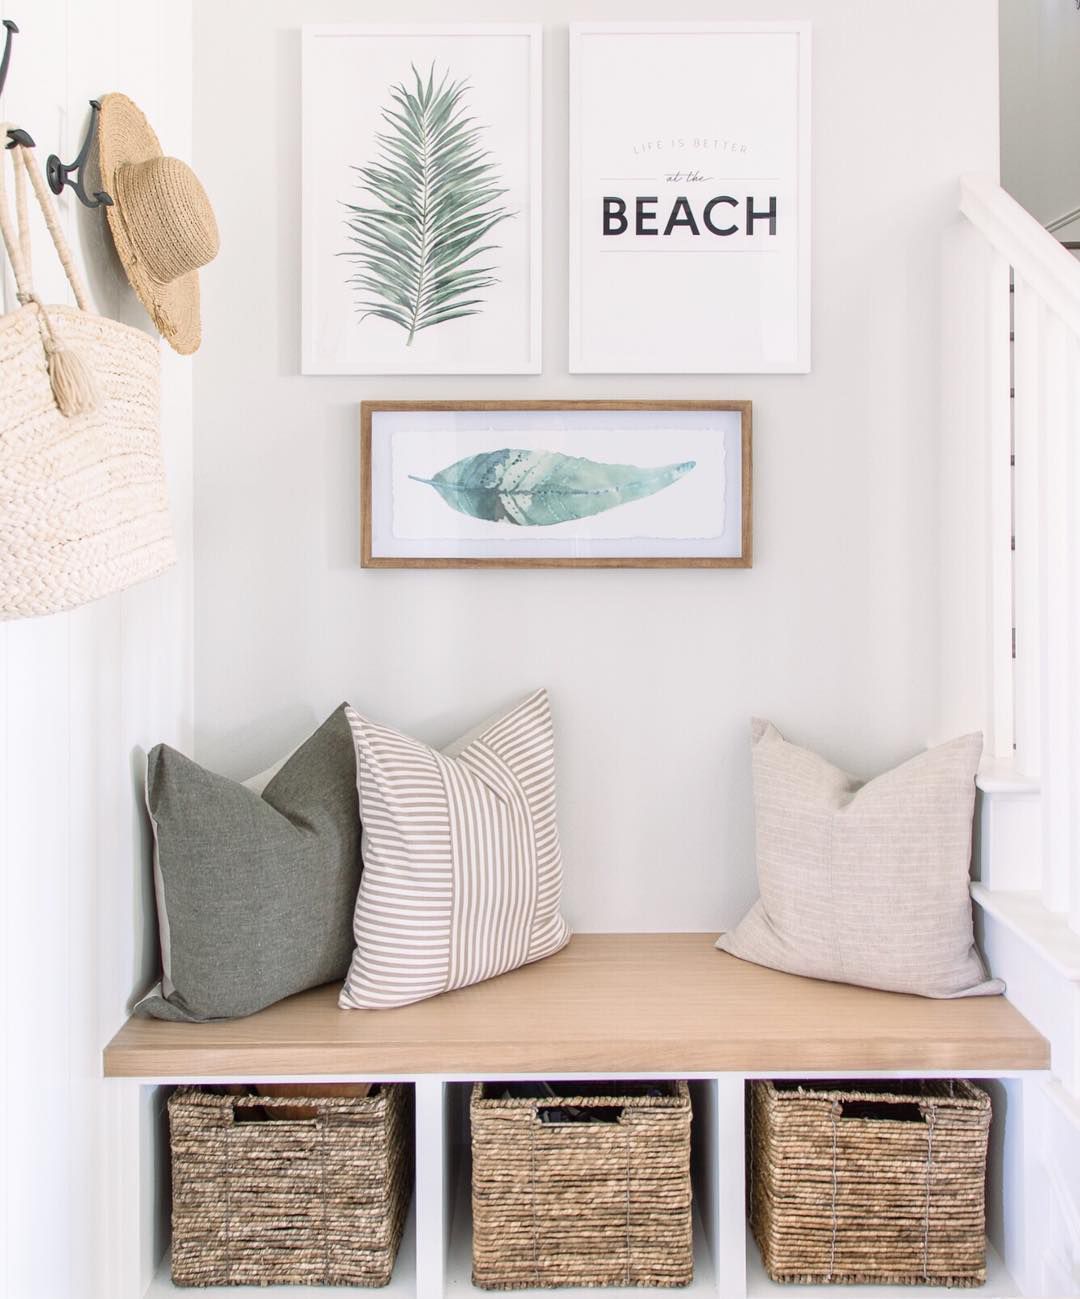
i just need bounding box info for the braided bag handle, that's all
[0,131,98,415]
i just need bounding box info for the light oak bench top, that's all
[103,933,1049,1078]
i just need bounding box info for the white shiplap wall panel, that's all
[0,4,193,1298]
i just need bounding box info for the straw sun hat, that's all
[97,93,219,355]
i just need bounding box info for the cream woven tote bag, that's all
[0,135,174,619]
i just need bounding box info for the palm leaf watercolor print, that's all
[411,449,697,527]
[343,63,514,346]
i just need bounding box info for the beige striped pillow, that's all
[340,689,572,1009]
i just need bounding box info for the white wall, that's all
[1000,0,1080,239]
[191,0,999,932]
[0,5,193,1299]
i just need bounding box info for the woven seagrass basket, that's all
[168,1083,412,1287]
[749,1079,991,1287]
[471,1080,693,1290]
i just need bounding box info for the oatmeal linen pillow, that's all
[340,688,572,1009]
[716,719,1003,998]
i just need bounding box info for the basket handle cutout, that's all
[535,1104,625,1125]
[231,1099,322,1124]
[839,1099,925,1123]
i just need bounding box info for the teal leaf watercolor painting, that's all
[362,402,752,568]
[343,63,514,346]
[410,449,696,526]
[302,26,541,375]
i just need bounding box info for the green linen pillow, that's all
[136,705,362,1021]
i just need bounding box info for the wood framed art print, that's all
[361,401,752,569]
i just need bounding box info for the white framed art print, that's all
[302,25,541,375]
[569,22,811,374]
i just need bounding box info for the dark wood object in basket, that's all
[471,1080,693,1289]
[749,1079,991,1287]
[168,1082,412,1287]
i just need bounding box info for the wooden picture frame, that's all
[360,401,752,569]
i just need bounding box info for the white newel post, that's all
[985,244,1015,760]
[939,218,996,749]
[1012,278,1043,782]
[958,176,1080,916]
[1070,329,1080,938]
[1039,311,1075,919]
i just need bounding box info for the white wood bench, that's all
[107,933,1046,1299]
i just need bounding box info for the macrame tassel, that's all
[44,336,99,417]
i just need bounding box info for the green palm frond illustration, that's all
[343,63,514,346]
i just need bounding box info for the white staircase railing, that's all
[942,175,1080,934]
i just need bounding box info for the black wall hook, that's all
[46,99,112,208]
[0,19,18,100]
[0,19,32,146]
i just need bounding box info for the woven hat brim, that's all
[98,93,202,355]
